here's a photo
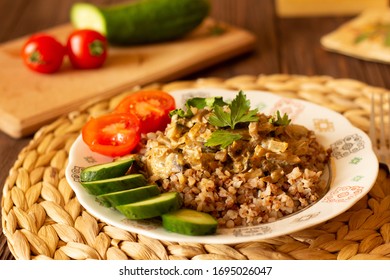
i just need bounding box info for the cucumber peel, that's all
[81,173,147,196]
[97,184,160,207]
[162,209,217,235]
[116,192,182,219]
[70,0,210,45]
[80,157,135,182]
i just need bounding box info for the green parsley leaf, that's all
[205,130,242,149]
[269,111,291,126]
[208,90,258,129]
[169,108,186,118]
[188,96,226,110]
[169,96,226,118]
[208,105,231,127]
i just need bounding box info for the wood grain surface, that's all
[1,0,389,260]
[0,19,255,138]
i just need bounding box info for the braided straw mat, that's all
[2,74,390,260]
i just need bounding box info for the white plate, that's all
[65,88,379,244]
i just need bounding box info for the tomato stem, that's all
[89,40,105,56]
[29,50,43,64]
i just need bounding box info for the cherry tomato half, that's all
[21,34,65,74]
[67,29,107,69]
[114,90,176,134]
[82,113,141,157]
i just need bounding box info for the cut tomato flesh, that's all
[133,101,165,119]
[82,113,141,157]
[114,90,176,134]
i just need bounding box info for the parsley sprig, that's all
[205,91,258,148]
[169,96,226,118]
[269,111,291,126]
[169,91,292,149]
[205,130,242,149]
[208,90,259,129]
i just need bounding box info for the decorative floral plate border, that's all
[65,88,379,244]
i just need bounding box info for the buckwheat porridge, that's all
[135,91,330,228]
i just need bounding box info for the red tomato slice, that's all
[114,90,176,134]
[82,113,141,157]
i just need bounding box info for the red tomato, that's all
[21,34,65,74]
[114,90,176,134]
[82,113,141,157]
[67,29,107,69]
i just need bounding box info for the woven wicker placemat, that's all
[2,74,390,260]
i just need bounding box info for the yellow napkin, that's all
[321,9,390,64]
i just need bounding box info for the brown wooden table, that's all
[1,0,389,260]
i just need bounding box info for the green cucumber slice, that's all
[97,185,160,207]
[80,157,135,182]
[81,173,147,196]
[162,209,217,236]
[116,192,182,219]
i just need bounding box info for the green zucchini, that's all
[81,173,147,196]
[116,192,182,219]
[70,0,210,45]
[162,209,217,235]
[80,158,135,182]
[97,184,160,207]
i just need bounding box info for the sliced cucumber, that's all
[70,0,210,45]
[97,185,160,207]
[80,157,135,182]
[81,173,147,196]
[162,209,217,236]
[116,192,182,219]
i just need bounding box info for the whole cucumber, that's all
[70,0,210,45]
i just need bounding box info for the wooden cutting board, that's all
[0,18,256,138]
